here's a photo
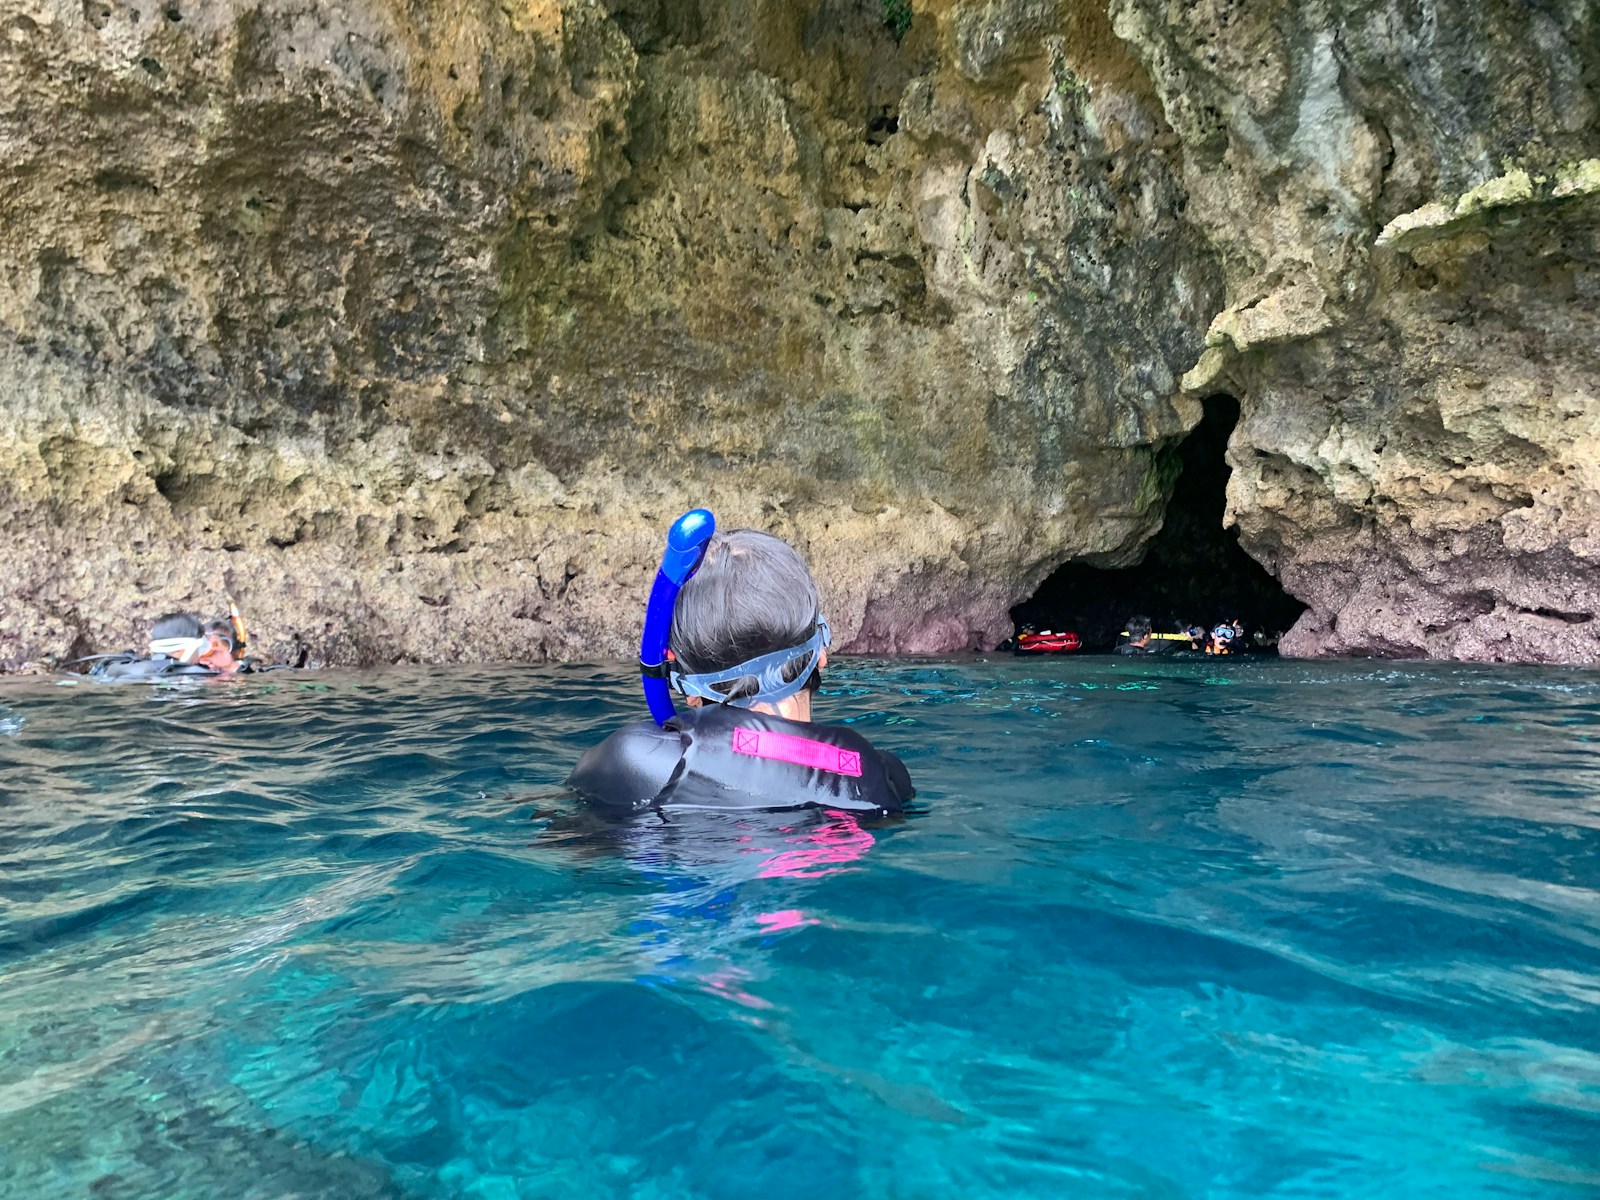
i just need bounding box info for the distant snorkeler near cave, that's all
[1111,615,1253,655]
[67,597,286,681]
[1114,615,1167,656]
[566,510,915,819]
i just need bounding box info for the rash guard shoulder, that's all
[566,720,689,818]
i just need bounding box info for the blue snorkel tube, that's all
[639,508,716,725]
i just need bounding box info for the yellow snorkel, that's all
[227,593,249,655]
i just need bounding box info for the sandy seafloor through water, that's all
[0,656,1597,1198]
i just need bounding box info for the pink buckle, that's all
[732,728,863,777]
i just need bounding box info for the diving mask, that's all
[671,618,831,708]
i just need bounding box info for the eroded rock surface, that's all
[1230,177,1600,661]
[0,0,1215,667]
[0,0,1595,667]
[1155,1,1600,662]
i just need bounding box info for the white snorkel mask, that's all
[148,636,209,663]
[670,617,831,709]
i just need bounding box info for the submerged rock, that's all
[0,0,1594,666]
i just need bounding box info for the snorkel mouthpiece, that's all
[640,508,716,725]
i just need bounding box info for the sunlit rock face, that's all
[1140,1,1600,663]
[0,0,1594,667]
[0,0,1214,666]
[1227,179,1600,663]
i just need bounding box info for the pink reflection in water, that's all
[755,810,876,879]
[700,970,775,1010]
[754,908,814,932]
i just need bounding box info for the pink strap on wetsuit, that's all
[731,728,863,777]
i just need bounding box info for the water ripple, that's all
[0,659,1596,1198]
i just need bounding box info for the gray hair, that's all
[670,529,822,700]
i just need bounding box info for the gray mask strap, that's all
[672,618,831,708]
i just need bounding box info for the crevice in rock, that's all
[865,105,899,145]
[600,0,707,56]
[1012,395,1308,651]
[93,169,159,195]
[1519,606,1593,625]
[150,469,185,506]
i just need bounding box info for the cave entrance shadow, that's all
[1012,395,1307,654]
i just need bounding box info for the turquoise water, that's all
[1,658,1598,1198]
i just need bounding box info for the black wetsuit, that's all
[85,653,221,680]
[1114,641,1168,656]
[80,654,281,680]
[567,703,915,820]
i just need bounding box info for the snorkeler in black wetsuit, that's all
[81,611,245,680]
[568,519,914,819]
[1114,615,1169,656]
[73,600,297,680]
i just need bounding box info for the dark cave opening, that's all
[1012,395,1307,653]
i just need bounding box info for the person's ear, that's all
[819,648,829,670]
[685,695,704,708]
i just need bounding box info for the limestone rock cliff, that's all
[1148,3,1600,661]
[0,0,1595,667]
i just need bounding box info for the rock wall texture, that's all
[1158,2,1600,661]
[0,0,1595,667]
